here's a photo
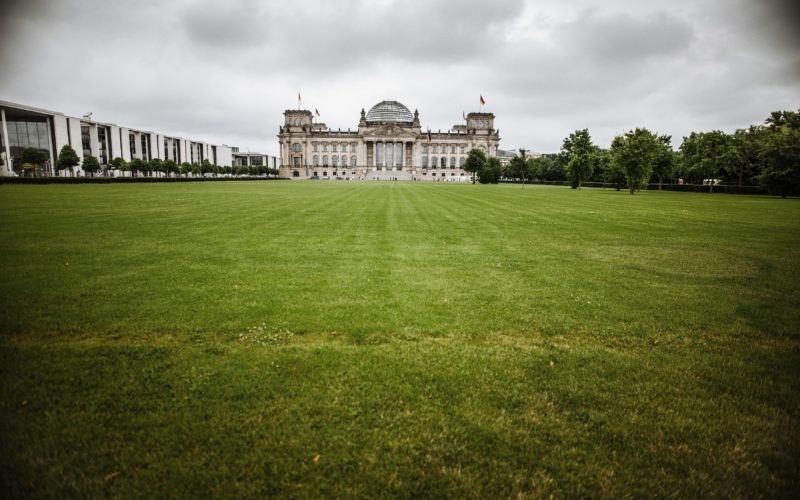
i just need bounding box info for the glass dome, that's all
[365,100,413,123]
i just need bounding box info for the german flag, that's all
[479,95,486,106]
[315,108,320,117]
[426,129,431,144]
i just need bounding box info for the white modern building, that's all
[232,147,280,170]
[0,99,246,176]
[278,100,501,180]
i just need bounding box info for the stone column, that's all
[1,108,11,176]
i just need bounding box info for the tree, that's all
[680,130,732,192]
[725,126,764,188]
[480,157,502,184]
[56,145,80,177]
[82,155,101,177]
[560,129,596,190]
[758,111,800,198]
[651,135,675,190]
[463,148,487,184]
[201,159,213,176]
[180,162,192,177]
[19,147,48,176]
[163,159,178,177]
[610,128,660,194]
[149,158,163,177]
[506,150,530,185]
[128,158,146,177]
[110,157,127,177]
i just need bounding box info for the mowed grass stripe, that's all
[1,181,799,497]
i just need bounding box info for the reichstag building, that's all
[278,100,500,180]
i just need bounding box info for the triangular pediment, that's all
[363,123,419,139]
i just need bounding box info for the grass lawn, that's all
[1,181,799,497]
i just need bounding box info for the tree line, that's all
[470,109,799,197]
[35,148,279,178]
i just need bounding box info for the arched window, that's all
[332,143,338,153]
[342,155,347,166]
[322,143,328,152]
[313,155,319,166]
[312,143,318,152]
[323,155,329,166]
[459,157,465,167]
[450,157,456,168]
[332,155,339,166]
[431,156,437,169]
[422,156,428,168]
[440,157,446,168]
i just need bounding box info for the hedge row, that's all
[502,179,768,195]
[0,176,287,185]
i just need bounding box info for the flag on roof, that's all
[315,108,320,117]
[479,95,486,106]
[426,129,431,144]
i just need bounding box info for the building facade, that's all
[0,100,251,176]
[278,100,500,180]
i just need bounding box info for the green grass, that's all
[1,182,799,497]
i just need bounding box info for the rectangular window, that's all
[376,143,384,167]
[395,143,402,167]
[386,143,393,166]
[81,124,91,157]
[129,133,136,159]
[97,126,108,164]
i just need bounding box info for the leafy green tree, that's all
[560,129,596,190]
[149,158,163,177]
[82,155,101,177]
[56,145,80,177]
[128,158,146,177]
[162,159,177,177]
[19,147,48,176]
[531,155,564,181]
[725,126,764,187]
[651,135,675,190]
[680,130,732,192]
[506,150,530,185]
[479,157,502,184]
[191,164,201,177]
[201,160,213,176]
[463,148,487,184]
[610,128,660,194]
[180,162,192,177]
[110,157,127,177]
[758,111,800,197]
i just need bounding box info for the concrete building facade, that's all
[278,100,500,180]
[0,100,246,176]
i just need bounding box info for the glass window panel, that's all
[376,143,384,166]
[37,122,49,151]
[386,143,393,166]
[395,144,402,166]
[28,122,40,149]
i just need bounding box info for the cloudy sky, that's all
[1,0,798,155]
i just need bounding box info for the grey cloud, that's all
[557,9,694,63]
